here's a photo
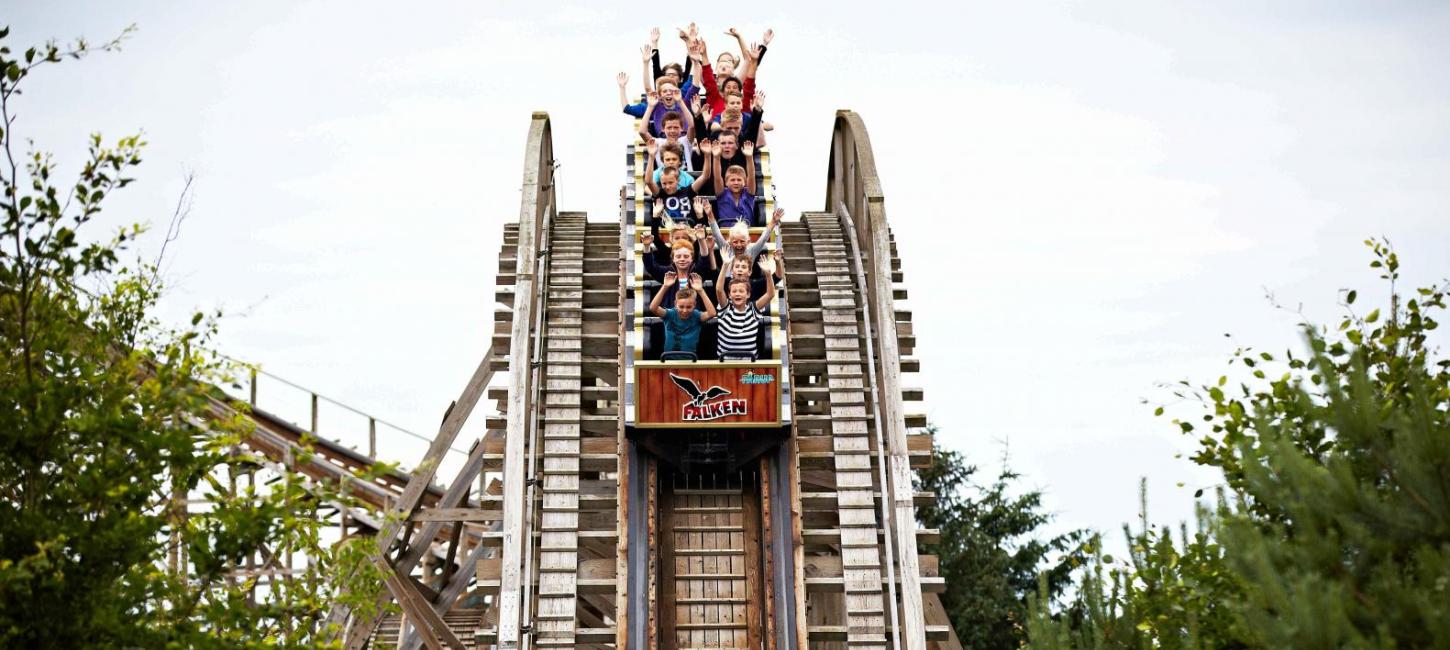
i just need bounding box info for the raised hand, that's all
[641,233,655,248]
[654,199,665,216]
[693,224,707,241]
[773,246,784,263]
[617,72,629,88]
[688,22,698,39]
[726,27,740,38]
[647,89,659,104]
[664,270,678,285]
[762,28,774,46]
[641,44,654,62]
[689,273,704,290]
[742,141,755,156]
[750,42,764,61]
[646,138,659,155]
[771,207,784,226]
[650,27,660,47]
[692,196,704,214]
[753,90,765,110]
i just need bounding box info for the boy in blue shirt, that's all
[648,271,716,358]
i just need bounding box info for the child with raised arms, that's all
[713,255,777,360]
[649,271,715,359]
[644,140,711,224]
[711,140,758,226]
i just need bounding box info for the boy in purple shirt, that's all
[712,141,758,227]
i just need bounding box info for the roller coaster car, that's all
[625,142,791,471]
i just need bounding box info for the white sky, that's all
[11,1,1450,547]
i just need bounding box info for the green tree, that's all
[1025,485,1244,650]
[917,436,1088,649]
[1028,239,1450,648]
[0,25,385,647]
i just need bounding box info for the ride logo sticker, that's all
[635,364,781,427]
[670,374,749,421]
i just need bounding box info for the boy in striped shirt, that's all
[714,255,778,360]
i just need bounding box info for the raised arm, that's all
[650,270,676,317]
[617,72,631,112]
[746,207,783,259]
[681,24,704,89]
[727,28,750,66]
[715,259,730,307]
[690,273,716,320]
[643,139,661,194]
[744,29,772,79]
[755,260,777,310]
[742,141,758,195]
[691,93,710,140]
[743,91,765,145]
[638,90,659,141]
[641,44,655,93]
[690,141,714,192]
[649,28,663,79]
[706,197,728,250]
[679,101,696,140]
[696,38,723,113]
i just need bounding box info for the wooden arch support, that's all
[826,110,929,650]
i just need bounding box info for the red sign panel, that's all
[634,362,782,428]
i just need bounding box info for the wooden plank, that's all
[789,437,809,650]
[744,476,764,650]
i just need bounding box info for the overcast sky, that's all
[11,1,1450,546]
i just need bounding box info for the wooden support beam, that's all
[497,111,554,650]
[375,556,466,650]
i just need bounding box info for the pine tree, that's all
[917,436,1088,649]
[1028,239,1450,648]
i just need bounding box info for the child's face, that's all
[661,151,682,169]
[722,120,742,135]
[672,247,693,272]
[723,79,741,96]
[659,83,679,105]
[719,137,738,157]
[729,281,750,307]
[663,120,683,140]
[670,228,691,244]
[726,172,745,193]
[716,54,736,77]
[675,295,696,318]
[728,232,748,253]
[726,95,743,112]
[661,171,680,194]
[731,257,752,280]
[663,68,681,86]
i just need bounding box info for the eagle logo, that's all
[669,374,733,407]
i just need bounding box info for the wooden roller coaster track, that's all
[213,110,962,649]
